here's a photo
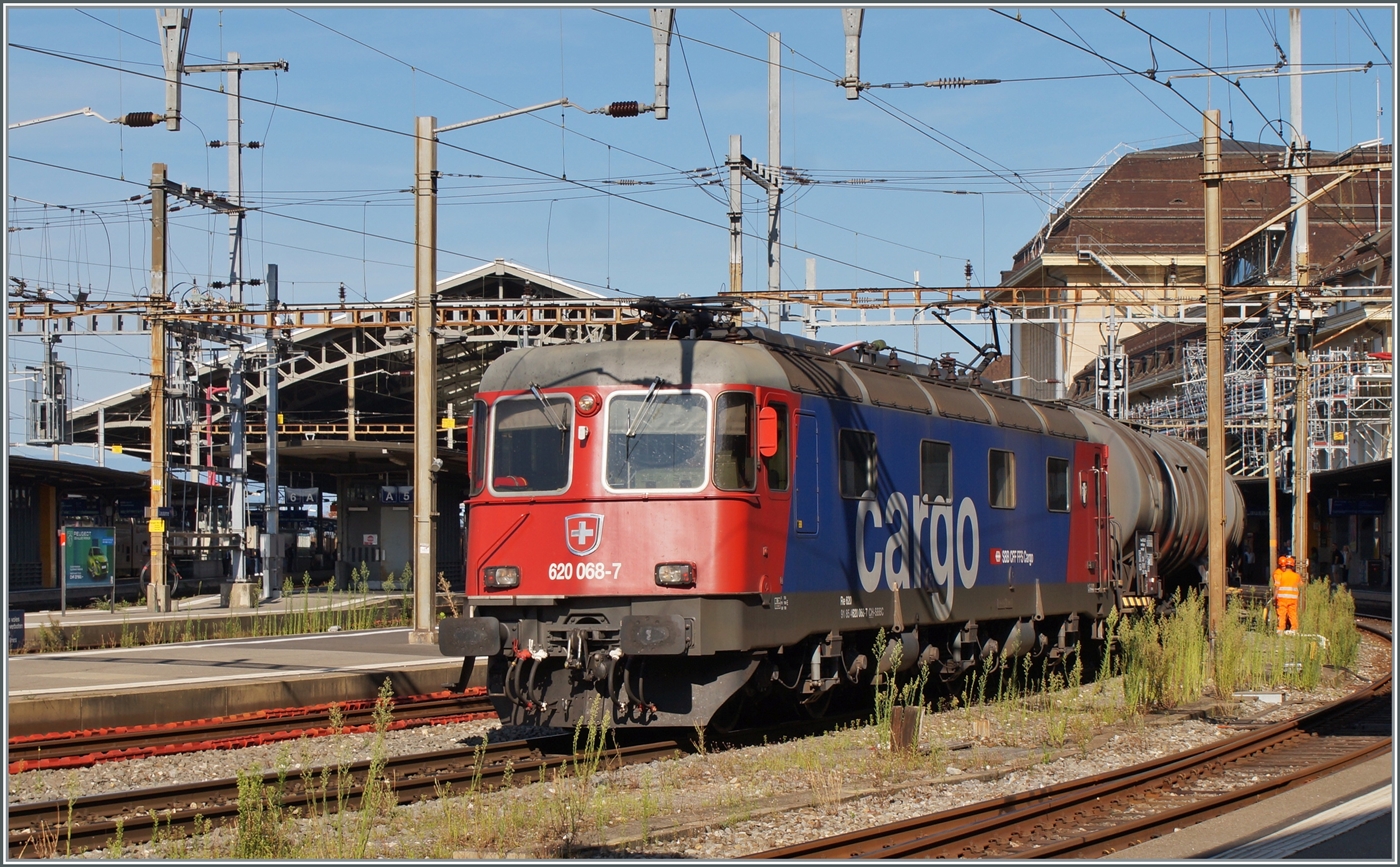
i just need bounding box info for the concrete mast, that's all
[1289,8,1312,577]
[1203,110,1226,634]
[411,116,439,645]
[148,163,170,612]
[768,31,782,315]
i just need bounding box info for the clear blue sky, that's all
[5,5,1393,463]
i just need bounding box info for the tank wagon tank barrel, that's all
[1068,409,1245,578]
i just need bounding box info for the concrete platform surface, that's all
[7,628,471,736]
[1106,752,1394,861]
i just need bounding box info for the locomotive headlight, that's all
[576,393,600,416]
[483,566,521,589]
[654,563,696,587]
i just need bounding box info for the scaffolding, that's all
[1128,331,1392,486]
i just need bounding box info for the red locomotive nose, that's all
[466,382,790,599]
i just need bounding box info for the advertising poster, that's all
[63,526,116,588]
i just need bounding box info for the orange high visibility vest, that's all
[1274,568,1302,601]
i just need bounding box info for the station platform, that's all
[6,625,470,737]
[1107,751,1393,861]
[1351,587,1394,618]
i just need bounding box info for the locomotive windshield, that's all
[490,394,573,494]
[606,391,708,491]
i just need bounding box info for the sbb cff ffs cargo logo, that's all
[565,514,604,556]
[990,548,1035,566]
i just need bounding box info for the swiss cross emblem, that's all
[564,513,604,556]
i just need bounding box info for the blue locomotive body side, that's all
[780,394,1077,597]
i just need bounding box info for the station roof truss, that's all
[38,260,642,476]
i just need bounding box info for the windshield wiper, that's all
[625,377,663,438]
[529,384,567,432]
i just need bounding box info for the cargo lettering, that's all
[859,494,979,592]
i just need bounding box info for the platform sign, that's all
[60,497,101,520]
[62,526,117,588]
[8,610,23,653]
[286,487,319,505]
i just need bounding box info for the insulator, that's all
[605,101,640,118]
[208,140,224,148]
[210,281,227,289]
[964,261,973,280]
[247,141,262,149]
[117,112,163,127]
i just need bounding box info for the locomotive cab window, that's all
[468,399,488,497]
[839,429,878,499]
[988,448,1016,509]
[605,390,708,491]
[714,392,756,491]
[1046,457,1070,512]
[763,402,790,492]
[920,440,951,503]
[490,394,573,494]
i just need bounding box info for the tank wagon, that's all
[440,302,1243,729]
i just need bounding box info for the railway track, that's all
[11,622,1388,858]
[756,621,1392,859]
[7,730,688,858]
[7,690,497,772]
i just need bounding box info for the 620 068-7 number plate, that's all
[548,562,622,581]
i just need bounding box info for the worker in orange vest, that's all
[1273,555,1302,633]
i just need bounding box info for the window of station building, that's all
[763,402,791,492]
[606,390,709,491]
[920,440,951,503]
[490,394,573,494]
[1046,456,1070,512]
[714,392,756,491]
[839,429,878,498]
[988,448,1016,509]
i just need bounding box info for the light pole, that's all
[409,98,649,644]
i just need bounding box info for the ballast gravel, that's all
[8,628,1387,859]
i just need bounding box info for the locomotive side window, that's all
[920,440,951,503]
[468,399,488,497]
[988,448,1016,509]
[764,402,791,492]
[605,391,708,491]
[714,393,756,491]
[490,395,573,494]
[839,429,878,498]
[1046,457,1070,512]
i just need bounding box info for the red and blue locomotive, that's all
[440,301,1243,728]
